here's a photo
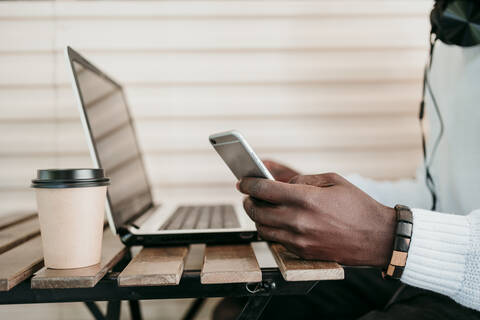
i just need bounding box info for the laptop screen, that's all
[71,58,153,228]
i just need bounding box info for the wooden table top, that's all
[0,212,344,293]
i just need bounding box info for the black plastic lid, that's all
[31,169,110,189]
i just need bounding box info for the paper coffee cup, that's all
[31,169,110,269]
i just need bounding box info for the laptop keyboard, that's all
[159,204,240,230]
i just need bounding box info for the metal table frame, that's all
[0,268,318,320]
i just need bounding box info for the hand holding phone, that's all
[209,130,274,181]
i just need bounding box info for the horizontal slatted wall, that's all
[0,1,431,215]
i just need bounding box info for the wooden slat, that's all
[0,87,56,120]
[51,17,428,52]
[0,236,44,291]
[118,247,189,286]
[0,155,93,188]
[124,83,422,119]
[0,187,233,218]
[0,156,63,188]
[56,50,425,85]
[0,122,60,154]
[143,148,422,185]
[269,243,344,281]
[31,230,126,289]
[0,190,36,217]
[0,145,422,189]
[0,1,432,19]
[0,115,422,154]
[0,82,422,121]
[251,242,279,269]
[0,20,53,52]
[201,244,261,284]
[184,244,206,271]
[0,53,53,86]
[0,2,52,18]
[0,217,40,255]
[0,50,426,86]
[135,117,421,154]
[0,212,36,231]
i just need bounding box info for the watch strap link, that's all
[383,205,413,280]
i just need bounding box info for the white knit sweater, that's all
[348,41,480,311]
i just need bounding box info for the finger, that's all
[255,223,297,244]
[262,159,277,171]
[262,160,287,181]
[243,197,296,229]
[289,173,342,187]
[262,160,298,182]
[238,177,302,204]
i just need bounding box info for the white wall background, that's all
[0,0,431,318]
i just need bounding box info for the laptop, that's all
[65,47,258,246]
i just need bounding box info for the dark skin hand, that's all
[263,160,299,183]
[238,165,396,268]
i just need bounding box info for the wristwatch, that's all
[383,205,413,280]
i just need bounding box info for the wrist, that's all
[372,206,396,268]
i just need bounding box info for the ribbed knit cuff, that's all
[401,208,470,297]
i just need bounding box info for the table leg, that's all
[85,301,106,320]
[106,300,121,320]
[235,295,272,320]
[182,298,206,320]
[128,300,143,320]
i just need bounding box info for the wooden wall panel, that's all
[0,146,421,189]
[0,190,36,216]
[54,18,429,51]
[0,0,431,216]
[0,116,422,154]
[0,88,56,120]
[0,82,423,120]
[0,20,54,52]
[1,50,427,86]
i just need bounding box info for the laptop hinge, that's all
[126,204,160,229]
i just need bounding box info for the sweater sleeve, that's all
[401,208,480,311]
[345,173,479,310]
[346,167,432,210]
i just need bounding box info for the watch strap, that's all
[383,205,413,280]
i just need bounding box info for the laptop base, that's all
[119,229,259,247]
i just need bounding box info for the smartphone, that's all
[209,130,274,181]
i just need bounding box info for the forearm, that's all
[401,208,480,311]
